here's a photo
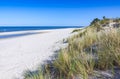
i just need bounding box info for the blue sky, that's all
[0,0,120,26]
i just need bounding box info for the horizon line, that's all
[0,25,84,27]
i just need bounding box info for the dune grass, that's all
[24,18,120,79]
[72,28,82,33]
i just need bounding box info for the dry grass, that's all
[24,25,120,79]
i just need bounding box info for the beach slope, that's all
[0,28,73,79]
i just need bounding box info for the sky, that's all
[0,0,120,26]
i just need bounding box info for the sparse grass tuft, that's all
[72,28,82,33]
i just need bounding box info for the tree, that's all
[103,16,106,20]
[90,18,100,26]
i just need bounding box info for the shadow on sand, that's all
[0,32,45,39]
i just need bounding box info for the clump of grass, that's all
[72,28,82,33]
[95,29,120,70]
[24,67,52,79]
[52,50,95,79]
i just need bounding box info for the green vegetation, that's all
[72,28,82,33]
[24,17,120,79]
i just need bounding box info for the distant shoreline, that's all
[0,26,83,32]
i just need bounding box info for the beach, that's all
[0,28,74,79]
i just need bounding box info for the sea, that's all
[0,26,83,32]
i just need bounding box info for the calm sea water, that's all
[0,26,83,32]
[0,26,83,39]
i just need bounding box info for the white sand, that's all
[0,28,74,79]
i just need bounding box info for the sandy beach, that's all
[0,28,74,79]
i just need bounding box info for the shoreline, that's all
[0,28,75,79]
[0,28,76,39]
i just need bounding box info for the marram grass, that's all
[24,22,120,79]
